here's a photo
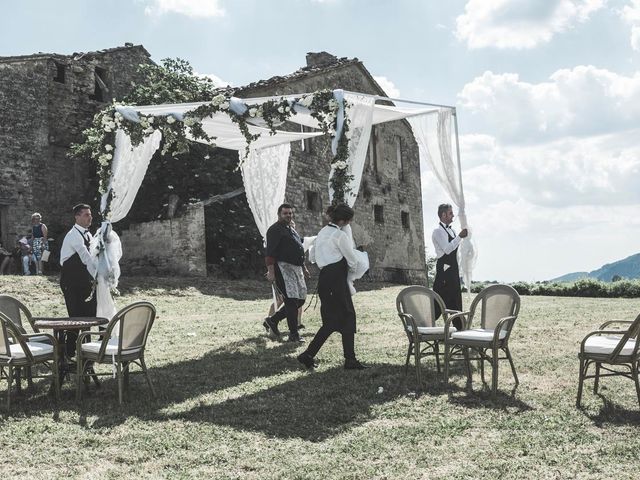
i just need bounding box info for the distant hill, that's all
[551,253,640,283]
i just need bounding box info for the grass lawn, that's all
[1,275,640,479]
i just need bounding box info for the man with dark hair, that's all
[432,203,468,329]
[59,203,97,357]
[263,203,308,343]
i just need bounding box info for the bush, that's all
[499,278,640,298]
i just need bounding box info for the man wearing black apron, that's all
[432,203,468,330]
[59,204,97,357]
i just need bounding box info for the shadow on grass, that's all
[582,393,640,426]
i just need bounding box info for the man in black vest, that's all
[59,203,97,357]
[263,203,308,343]
[432,203,468,330]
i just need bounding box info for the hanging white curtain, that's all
[94,129,162,319]
[239,143,291,240]
[408,110,477,293]
[328,93,375,207]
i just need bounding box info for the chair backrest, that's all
[0,313,12,358]
[610,313,640,360]
[103,302,156,357]
[470,284,520,331]
[0,295,31,333]
[396,286,446,330]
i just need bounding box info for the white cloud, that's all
[373,76,400,97]
[457,131,640,208]
[622,0,640,50]
[144,0,225,18]
[458,66,640,143]
[196,72,230,87]
[455,0,606,49]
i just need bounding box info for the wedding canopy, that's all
[90,89,476,317]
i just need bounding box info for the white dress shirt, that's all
[310,224,359,270]
[60,224,97,276]
[432,222,462,259]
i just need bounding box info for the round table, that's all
[33,317,109,388]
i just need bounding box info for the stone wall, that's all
[238,58,427,284]
[0,45,152,251]
[118,203,206,277]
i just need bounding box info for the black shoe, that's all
[264,317,281,339]
[262,319,270,334]
[344,358,370,370]
[297,352,317,370]
[287,334,305,343]
[298,323,305,330]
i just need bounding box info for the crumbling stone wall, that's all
[0,45,152,251]
[118,203,206,277]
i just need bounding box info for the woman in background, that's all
[297,204,368,370]
[31,212,48,275]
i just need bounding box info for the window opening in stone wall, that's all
[396,135,405,181]
[53,62,65,83]
[367,126,378,174]
[306,190,322,212]
[301,125,314,154]
[89,66,109,102]
[401,211,410,229]
[374,204,384,224]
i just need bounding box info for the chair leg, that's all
[576,357,586,407]
[633,361,640,408]
[414,340,422,392]
[479,351,486,386]
[26,366,34,390]
[593,363,600,394]
[117,362,123,405]
[505,347,519,386]
[139,358,156,398]
[434,341,441,374]
[76,357,84,402]
[463,347,472,386]
[491,346,499,398]
[123,362,130,400]
[404,343,412,377]
[6,365,12,409]
[444,343,451,387]
[14,368,22,394]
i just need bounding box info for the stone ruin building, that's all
[0,44,426,283]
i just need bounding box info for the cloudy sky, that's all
[2,0,639,281]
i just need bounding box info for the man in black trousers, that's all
[59,203,97,357]
[431,203,468,329]
[263,203,308,343]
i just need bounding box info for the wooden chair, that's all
[396,286,457,390]
[76,302,156,404]
[0,295,52,391]
[444,284,520,397]
[577,313,640,408]
[0,312,59,409]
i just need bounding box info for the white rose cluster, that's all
[333,160,348,170]
[211,94,227,107]
[101,114,116,132]
[166,116,176,124]
[298,95,314,108]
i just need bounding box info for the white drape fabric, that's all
[239,143,291,240]
[96,129,162,319]
[328,93,375,207]
[408,110,477,292]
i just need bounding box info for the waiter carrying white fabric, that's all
[431,203,468,330]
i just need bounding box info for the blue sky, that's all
[2,0,639,281]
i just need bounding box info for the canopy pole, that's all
[342,90,455,109]
[453,108,465,203]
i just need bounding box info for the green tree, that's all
[80,58,264,277]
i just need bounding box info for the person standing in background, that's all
[31,212,48,275]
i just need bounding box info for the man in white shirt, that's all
[59,203,97,357]
[431,203,468,329]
